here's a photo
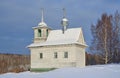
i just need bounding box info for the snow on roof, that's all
[28,27,86,47]
[47,28,80,42]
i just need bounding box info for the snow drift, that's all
[0,64,120,78]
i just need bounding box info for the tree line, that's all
[86,52,120,65]
[0,53,30,74]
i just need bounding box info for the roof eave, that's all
[27,42,87,48]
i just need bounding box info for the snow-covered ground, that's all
[0,64,120,78]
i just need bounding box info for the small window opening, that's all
[38,29,42,37]
[54,52,58,58]
[64,52,68,58]
[40,53,43,59]
[46,29,49,37]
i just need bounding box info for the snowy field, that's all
[0,64,120,78]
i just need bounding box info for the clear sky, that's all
[0,0,120,55]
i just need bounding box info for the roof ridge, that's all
[52,27,81,31]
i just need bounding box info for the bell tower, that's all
[33,8,51,43]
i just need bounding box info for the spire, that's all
[41,8,44,22]
[61,8,68,33]
[38,8,47,27]
[63,8,66,18]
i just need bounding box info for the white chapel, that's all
[28,9,87,70]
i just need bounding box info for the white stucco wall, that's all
[75,45,86,67]
[30,44,85,69]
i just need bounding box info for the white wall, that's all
[30,44,85,68]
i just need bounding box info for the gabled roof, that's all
[47,28,80,42]
[28,27,87,47]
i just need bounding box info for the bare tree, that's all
[112,11,120,63]
[90,12,120,64]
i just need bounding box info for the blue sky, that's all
[0,0,120,55]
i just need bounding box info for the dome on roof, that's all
[62,18,68,21]
[38,22,47,27]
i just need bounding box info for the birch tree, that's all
[90,12,120,64]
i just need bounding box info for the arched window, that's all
[46,29,49,37]
[38,29,42,37]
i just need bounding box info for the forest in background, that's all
[0,53,30,74]
[86,52,120,65]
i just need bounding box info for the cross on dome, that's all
[61,8,69,33]
[38,8,48,27]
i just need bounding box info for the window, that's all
[40,53,43,59]
[38,29,42,37]
[54,52,58,58]
[46,29,49,37]
[64,52,68,58]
